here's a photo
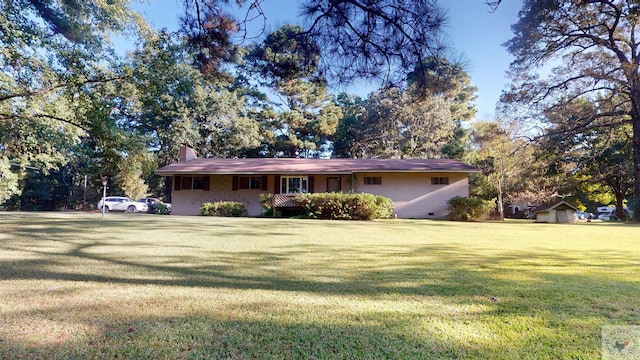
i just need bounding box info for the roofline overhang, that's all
[155,169,481,176]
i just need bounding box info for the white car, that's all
[597,212,613,221]
[98,196,148,213]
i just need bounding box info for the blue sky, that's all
[127,0,522,121]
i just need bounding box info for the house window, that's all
[192,176,206,189]
[238,176,263,190]
[175,175,209,191]
[181,176,193,190]
[364,176,382,185]
[431,177,449,185]
[280,176,308,194]
[250,176,262,189]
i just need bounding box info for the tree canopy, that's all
[181,0,448,88]
[8,0,630,219]
[0,0,149,207]
[332,56,477,159]
[500,0,640,219]
[541,98,634,219]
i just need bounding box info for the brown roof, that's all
[534,201,578,213]
[155,158,480,175]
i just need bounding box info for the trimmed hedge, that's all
[447,196,493,221]
[200,201,247,217]
[292,192,393,220]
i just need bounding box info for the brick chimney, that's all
[178,144,197,162]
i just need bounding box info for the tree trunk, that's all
[612,179,626,220]
[497,188,504,220]
[633,125,640,220]
[497,174,504,220]
[615,193,625,220]
[631,88,640,221]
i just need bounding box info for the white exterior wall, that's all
[353,172,469,219]
[170,172,469,218]
[536,209,575,223]
[536,211,552,223]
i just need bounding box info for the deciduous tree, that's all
[128,30,262,160]
[501,0,640,220]
[333,57,476,159]
[0,158,18,204]
[542,98,634,219]
[469,120,536,219]
[0,0,148,204]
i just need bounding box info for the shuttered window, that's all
[232,176,267,190]
[174,175,210,190]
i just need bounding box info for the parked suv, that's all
[97,196,148,213]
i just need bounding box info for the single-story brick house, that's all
[155,146,480,218]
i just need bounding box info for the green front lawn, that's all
[0,212,638,359]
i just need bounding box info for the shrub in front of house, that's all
[200,201,247,217]
[447,196,493,221]
[292,192,393,220]
[154,203,171,215]
[257,193,283,217]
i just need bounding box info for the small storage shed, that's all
[534,201,578,223]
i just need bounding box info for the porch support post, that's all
[351,173,355,193]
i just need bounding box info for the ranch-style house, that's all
[155,146,480,218]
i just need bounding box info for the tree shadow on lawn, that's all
[2,215,291,251]
[1,241,636,358]
[0,212,466,238]
[0,282,611,359]
[2,213,638,358]
[1,239,637,306]
[0,308,547,359]
[2,213,638,301]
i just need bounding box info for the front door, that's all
[327,177,341,192]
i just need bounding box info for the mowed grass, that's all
[0,213,638,359]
